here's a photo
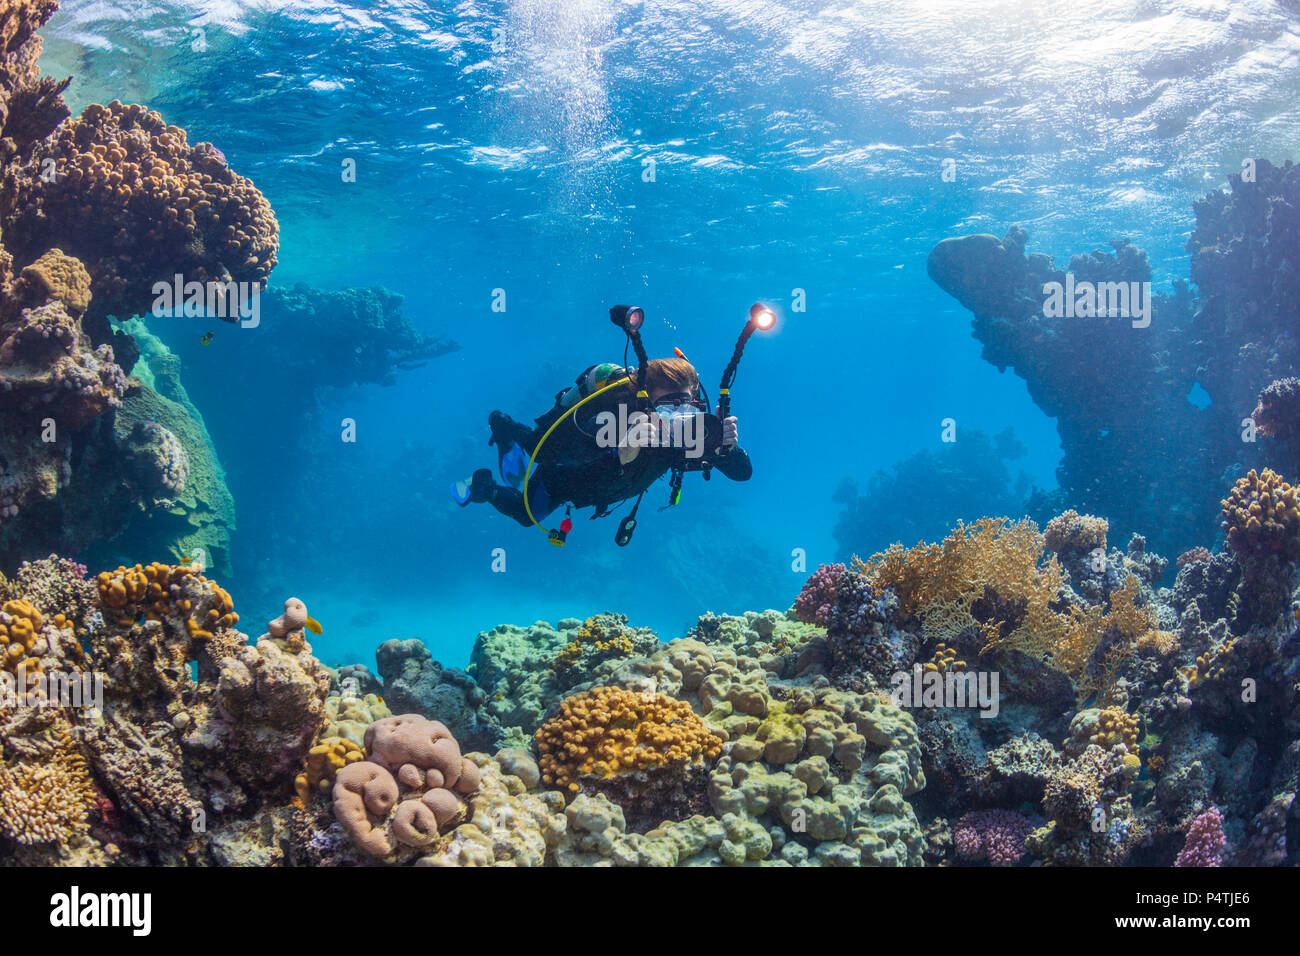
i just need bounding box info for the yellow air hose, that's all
[522,377,648,540]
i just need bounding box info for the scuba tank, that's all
[534,363,629,436]
[558,363,627,411]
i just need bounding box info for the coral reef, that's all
[374,637,494,750]
[0,1,255,576]
[2,99,278,327]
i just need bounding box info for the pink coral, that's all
[953,809,1034,865]
[1174,807,1225,867]
[793,563,845,626]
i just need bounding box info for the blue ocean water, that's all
[37,0,1300,669]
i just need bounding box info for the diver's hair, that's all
[629,357,699,396]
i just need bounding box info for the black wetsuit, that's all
[487,399,752,527]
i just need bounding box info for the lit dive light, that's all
[749,302,776,331]
[610,304,645,332]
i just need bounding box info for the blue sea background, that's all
[36,0,1300,670]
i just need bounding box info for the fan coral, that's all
[536,686,723,794]
[793,562,845,626]
[0,0,69,158]
[2,99,279,324]
[1174,806,1225,867]
[952,809,1034,865]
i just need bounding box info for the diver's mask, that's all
[652,392,706,429]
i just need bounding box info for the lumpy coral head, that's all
[268,597,308,638]
[332,761,399,858]
[364,714,477,794]
[2,99,279,322]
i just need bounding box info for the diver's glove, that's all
[720,415,738,448]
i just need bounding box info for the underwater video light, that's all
[609,304,645,332]
[749,302,776,331]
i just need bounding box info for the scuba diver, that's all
[452,303,775,547]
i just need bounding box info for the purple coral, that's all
[793,563,845,626]
[953,810,1034,865]
[1174,807,1225,867]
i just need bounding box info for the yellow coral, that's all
[0,718,96,846]
[1221,468,1300,566]
[1090,707,1140,753]
[553,615,636,672]
[0,599,45,682]
[1043,510,1109,555]
[536,686,723,794]
[858,519,1156,703]
[95,562,238,636]
[293,736,366,803]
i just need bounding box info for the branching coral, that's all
[1220,468,1300,570]
[536,686,723,794]
[0,710,95,846]
[793,563,845,626]
[952,809,1034,865]
[1043,510,1108,558]
[1174,806,1225,867]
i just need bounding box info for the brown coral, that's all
[1221,468,1300,569]
[95,562,237,638]
[536,686,723,794]
[0,710,94,845]
[331,715,480,859]
[2,99,279,324]
[1043,509,1109,557]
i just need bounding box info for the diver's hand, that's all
[721,416,738,447]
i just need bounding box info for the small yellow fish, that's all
[200,331,215,346]
[179,556,192,565]
[305,615,323,635]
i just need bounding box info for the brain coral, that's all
[2,99,279,323]
[536,686,723,795]
[331,714,481,859]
